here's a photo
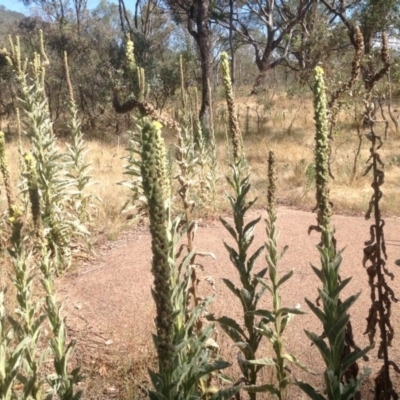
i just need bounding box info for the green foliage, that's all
[149,217,237,400]
[297,230,372,400]
[8,228,45,399]
[243,151,306,399]
[39,246,83,400]
[297,67,371,400]
[140,120,174,372]
[119,128,148,218]
[312,67,331,230]
[209,158,265,399]
[220,52,241,162]
[5,224,82,399]
[6,35,90,271]
[141,119,238,400]
[64,93,100,227]
[0,289,29,400]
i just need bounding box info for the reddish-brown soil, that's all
[59,207,400,399]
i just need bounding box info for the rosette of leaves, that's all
[141,120,239,399]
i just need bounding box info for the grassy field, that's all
[2,90,400,243]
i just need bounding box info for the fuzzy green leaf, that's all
[276,307,305,317]
[340,345,373,377]
[243,216,261,239]
[245,357,276,366]
[277,270,294,288]
[247,245,265,274]
[244,383,280,395]
[210,385,243,400]
[305,330,330,367]
[305,298,326,324]
[221,279,241,300]
[282,353,317,374]
[220,217,238,241]
[337,292,361,316]
[296,380,325,400]
[212,316,247,342]
[324,370,341,400]
[247,309,275,323]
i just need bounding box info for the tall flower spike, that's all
[0,131,16,219]
[312,67,332,235]
[267,150,276,213]
[180,54,186,109]
[220,52,241,161]
[125,36,136,73]
[64,52,74,104]
[24,152,42,237]
[140,120,174,371]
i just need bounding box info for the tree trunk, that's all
[229,0,235,85]
[195,0,212,137]
[251,46,273,94]
[251,63,269,95]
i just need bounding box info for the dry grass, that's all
[2,91,399,246]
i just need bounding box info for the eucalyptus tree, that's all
[214,0,316,93]
[163,0,213,134]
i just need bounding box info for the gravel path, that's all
[59,207,400,399]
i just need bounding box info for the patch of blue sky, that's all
[0,0,136,15]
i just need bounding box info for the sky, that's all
[0,0,116,15]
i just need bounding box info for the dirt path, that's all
[59,207,400,399]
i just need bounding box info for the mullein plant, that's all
[220,52,242,162]
[209,52,266,399]
[119,36,173,219]
[244,150,307,400]
[4,33,86,271]
[0,130,23,246]
[204,79,219,212]
[0,131,21,223]
[0,135,44,399]
[0,289,30,400]
[119,127,148,218]
[114,35,148,108]
[25,152,83,399]
[64,52,100,228]
[140,120,239,400]
[175,60,205,328]
[191,84,220,212]
[6,153,49,400]
[39,246,83,399]
[297,67,371,400]
[210,158,266,400]
[0,135,42,399]
[191,87,209,207]
[174,62,226,397]
[175,125,222,397]
[5,152,82,400]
